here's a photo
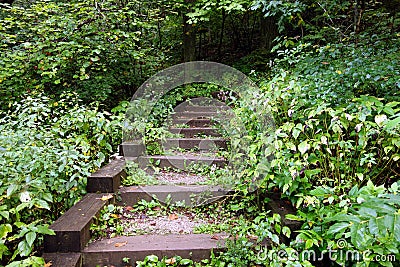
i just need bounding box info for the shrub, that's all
[0,93,122,265]
[290,181,400,267]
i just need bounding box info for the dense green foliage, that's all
[0,0,172,109]
[0,93,122,264]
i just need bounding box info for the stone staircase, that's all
[42,102,232,267]
[42,101,300,267]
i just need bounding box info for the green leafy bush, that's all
[270,91,399,196]
[0,0,167,109]
[236,36,400,197]
[271,36,400,102]
[290,181,400,267]
[0,93,122,265]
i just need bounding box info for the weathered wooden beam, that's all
[82,234,226,267]
[169,127,221,138]
[44,194,113,253]
[87,159,125,193]
[42,253,82,267]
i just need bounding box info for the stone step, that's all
[42,253,81,267]
[163,138,227,150]
[82,234,226,267]
[138,155,227,170]
[172,118,212,127]
[87,159,126,193]
[172,111,219,119]
[44,194,113,253]
[119,185,230,206]
[119,141,145,157]
[175,105,229,113]
[169,127,221,138]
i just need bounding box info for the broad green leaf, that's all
[380,261,393,267]
[274,223,281,234]
[382,215,394,232]
[0,211,10,220]
[17,240,31,257]
[327,222,350,236]
[383,106,395,116]
[146,255,158,262]
[325,214,361,223]
[282,226,291,238]
[348,185,359,196]
[282,184,289,193]
[0,242,8,259]
[377,217,388,235]
[270,233,280,244]
[25,231,36,248]
[384,116,400,131]
[350,223,364,249]
[6,184,18,197]
[305,239,313,249]
[292,128,301,139]
[369,218,379,236]
[362,201,396,214]
[180,259,192,265]
[298,141,310,155]
[355,173,364,181]
[36,225,55,235]
[357,207,377,217]
[0,224,12,239]
[394,221,400,242]
[34,200,50,210]
[285,214,305,221]
[309,186,328,197]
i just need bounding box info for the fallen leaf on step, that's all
[211,235,219,240]
[125,206,134,211]
[111,214,121,219]
[165,257,176,264]
[115,241,127,247]
[101,194,113,201]
[44,262,52,267]
[168,214,178,220]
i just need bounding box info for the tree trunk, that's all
[354,0,365,34]
[353,0,359,34]
[217,9,226,60]
[260,15,278,52]
[183,0,196,62]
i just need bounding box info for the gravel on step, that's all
[155,170,208,185]
[122,213,207,235]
